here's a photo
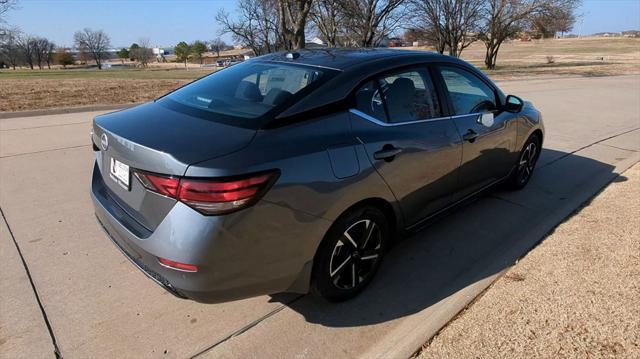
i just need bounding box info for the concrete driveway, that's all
[1,75,639,359]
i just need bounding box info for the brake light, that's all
[134,170,278,215]
[134,171,180,197]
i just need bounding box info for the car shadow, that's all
[269,148,621,327]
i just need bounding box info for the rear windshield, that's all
[162,61,334,123]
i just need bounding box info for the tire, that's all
[506,133,541,190]
[312,206,390,302]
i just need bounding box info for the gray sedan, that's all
[91,48,544,303]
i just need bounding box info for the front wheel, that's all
[507,134,541,190]
[312,206,390,302]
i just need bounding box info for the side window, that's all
[438,66,497,115]
[354,80,387,122]
[379,69,441,123]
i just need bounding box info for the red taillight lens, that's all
[134,171,180,197]
[134,170,278,215]
[158,257,198,272]
[178,173,276,215]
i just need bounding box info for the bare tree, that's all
[410,0,482,57]
[340,0,407,47]
[45,39,55,69]
[131,38,153,67]
[32,37,53,69]
[16,34,35,69]
[0,27,21,69]
[478,0,542,69]
[310,0,345,47]
[277,0,313,49]
[0,0,18,24]
[210,37,226,57]
[74,28,111,69]
[216,0,280,56]
[531,0,579,38]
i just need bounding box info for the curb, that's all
[0,103,142,119]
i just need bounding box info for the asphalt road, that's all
[1,75,639,359]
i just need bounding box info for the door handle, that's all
[462,129,479,143]
[374,145,402,162]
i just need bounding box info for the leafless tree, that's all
[531,0,579,38]
[0,0,18,24]
[74,28,111,69]
[478,0,544,69]
[210,37,226,57]
[45,39,55,69]
[0,27,21,69]
[131,38,153,67]
[310,0,345,47]
[16,34,35,69]
[216,0,280,56]
[32,37,54,69]
[277,0,313,49]
[409,0,483,57]
[339,0,407,47]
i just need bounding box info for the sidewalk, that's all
[418,164,640,358]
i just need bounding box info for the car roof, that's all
[258,48,448,71]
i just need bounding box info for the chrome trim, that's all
[349,109,454,127]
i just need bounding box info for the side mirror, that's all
[504,95,524,113]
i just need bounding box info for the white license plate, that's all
[109,157,130,190]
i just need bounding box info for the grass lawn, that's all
[1,37,638,112]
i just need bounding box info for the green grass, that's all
[0,67,216,80]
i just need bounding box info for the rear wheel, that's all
[312,206,390,302]
[507,134,541,190]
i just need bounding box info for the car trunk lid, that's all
[92,102,257,230]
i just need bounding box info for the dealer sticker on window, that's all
[109,157,130,190]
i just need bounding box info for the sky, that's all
[4,0,640,48]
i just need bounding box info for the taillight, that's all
[134,170,279,215]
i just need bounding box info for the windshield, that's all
[163,61,333,121]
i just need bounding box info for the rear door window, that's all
[379,69,441,123]
[353,67,441,124]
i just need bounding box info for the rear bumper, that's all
[91,162,332,303]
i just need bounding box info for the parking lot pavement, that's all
[0,75,638,358]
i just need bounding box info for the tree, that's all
[0,27,20,69]
[277,0,313,50]
[216,0,279,56]
[174,41,191,68]
[531,0,579,38]
[116,48,129,64]
[190,40,207,64]
[32,37,54,69]
[74,28,111,69]
[410,0,483,57]
[129,43,139,60]
[478,0,540,69]
[209,37,226,57]
[130,38,153,67]
[310,0,345,47]
[403,28,429,43]
[16,34,35,69]
[339,0,407,47]
[0,0,18,24]
[54,47,75,68]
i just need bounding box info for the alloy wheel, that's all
[329,219,382,290]
[517,141,538,185]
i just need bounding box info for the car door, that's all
[349,66,462,227]
[435,65,517,201]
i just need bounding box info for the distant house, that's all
[622,30,640,38]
